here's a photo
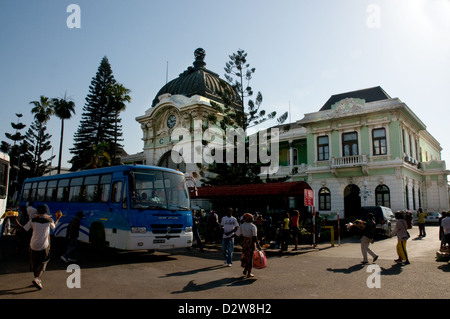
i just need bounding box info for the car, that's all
[357,206,397,237]
[425,212,442,224]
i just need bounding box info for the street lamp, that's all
[359,180,371,206]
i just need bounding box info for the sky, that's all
[0,0,449,174]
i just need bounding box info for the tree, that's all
[24,117,54,177]
[53,94,76,174]
[28,96,55,176]
[0,113,30,201]
[106,82,131,164]
[70,56,121,170]
[204,49,288,186]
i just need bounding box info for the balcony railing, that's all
[331,155,367,168]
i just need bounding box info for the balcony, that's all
[331,155,367,168]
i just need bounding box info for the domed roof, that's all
[152,48,242,109]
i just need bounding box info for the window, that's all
[36,181,47,201]
[317,136,329,161]
[99,174,112,202]
[405,185,410,210]
[319,187,331,210]
[45,180,58,201]
[342,132,358,156]
[375,184,390,207]
[84,175,100,202]
[69,177,84,202]
[56,179,70,202]
[372,128,387,155]
[0,162,8,198]
[111,181,123,203]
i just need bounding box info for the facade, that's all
[274,86,449,218]
[123,49,449,218]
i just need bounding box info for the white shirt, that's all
[442,216,450,235]
[23,215,56,251]
[235,222,257,238]
[221,216,239,238]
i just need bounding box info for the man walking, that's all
[360,213,379,264]
[14,205,61,290]
[220,207,239,266]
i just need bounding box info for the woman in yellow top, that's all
[280,212,290,251]
[417,207,427,237]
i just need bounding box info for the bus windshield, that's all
[130,169,190,211]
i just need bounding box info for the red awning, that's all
[189,181,311,199]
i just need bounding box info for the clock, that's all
[167,115,176,128]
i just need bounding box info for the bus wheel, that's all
[89,221,106,247]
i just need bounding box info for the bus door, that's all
[106,178,125,247]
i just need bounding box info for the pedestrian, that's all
[61,211,84,263]
[392,211,410,265]
[280,211,290,251]
[290,210,300,251]
[206,210,219,244]
[441,211,450,248]
[220,207,239,266]
[235,213,262,278]
[14,204,61,290]
[360,212,379,264]
[314,211,322,246]
[417,207,427,237]
[191,210,204,252]
[26,201,37,220]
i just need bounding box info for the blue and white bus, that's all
[18,165,193,250]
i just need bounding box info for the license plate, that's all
[153,239,165,243]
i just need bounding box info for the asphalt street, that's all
[0,224,448,303]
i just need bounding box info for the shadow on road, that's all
[172,276,256,294]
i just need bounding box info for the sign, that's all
[304,189,314,207]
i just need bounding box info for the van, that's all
[357,206,396,237]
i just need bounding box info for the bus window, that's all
[111,181,123,203]
[30,182,38,201]
[0,161,7,198]
[56,179,70,202]
[69,177,84,202]
[22,183,32,202]
[99,174,111,202]
[36,181,47,201]
[163,172,190,210]
[84,175,99,202]
[45,180,58,201]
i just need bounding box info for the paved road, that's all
[0,225,448,302]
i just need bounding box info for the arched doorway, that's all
[344,184,361,218]
[158,151,186,172]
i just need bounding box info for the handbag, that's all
[252,250,267,269]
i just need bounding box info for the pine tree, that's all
[70,56,122,170]
[204,49,288,186]
[24,117,54,177]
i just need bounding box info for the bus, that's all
[0,152,10,235]
[18,165,193,251]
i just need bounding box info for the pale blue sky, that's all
[1,0,449,170]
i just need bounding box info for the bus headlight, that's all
[131,227,147,233]
[185,226,192,233]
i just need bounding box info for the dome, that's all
[151,48,242,109]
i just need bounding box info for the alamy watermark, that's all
[66,264,81,288]
[366,264,381,288]
[66,4,81,29]
[170,120,280,175]
[366,4,381,29]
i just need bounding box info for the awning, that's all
[189,181,311,199]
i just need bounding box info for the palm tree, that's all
[106,82,131,164]
[87,142,111,169]
[52,94,76,174]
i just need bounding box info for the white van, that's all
[358,206,397,237]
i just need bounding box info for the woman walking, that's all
[236,213,262,278]
[392,211,410,265]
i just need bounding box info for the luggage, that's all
[253,250,267,269]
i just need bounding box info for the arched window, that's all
[375,184,390,207]
[319,187,331,210]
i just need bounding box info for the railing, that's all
[331,155,367,168]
